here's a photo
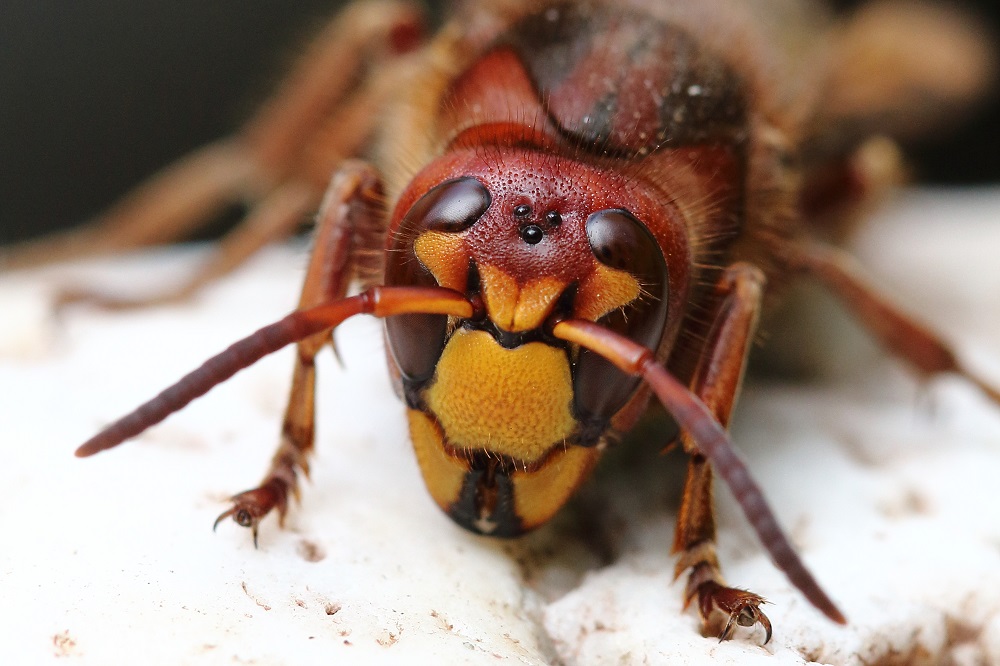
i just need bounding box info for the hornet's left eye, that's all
[574,209,670,438]
[586,208,659,271]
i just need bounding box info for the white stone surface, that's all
[2,189,1000,665]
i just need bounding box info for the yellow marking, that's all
[478,264,567,332]
[414,231,469,291]
[407,409,469,511]
[575,264,641,321]
[425,329,576,463]
[512,445,600,530]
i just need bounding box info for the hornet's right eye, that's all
[384,177,491,384]
[410,177,492,233]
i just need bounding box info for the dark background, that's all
[2,0,997,245]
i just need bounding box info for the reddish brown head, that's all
[381,139,693,536]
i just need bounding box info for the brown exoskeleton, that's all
[10,0,996,644]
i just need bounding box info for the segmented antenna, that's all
[552,318,847,625]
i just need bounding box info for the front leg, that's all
[671,263,772,643]
[213,162,383,545]
[551,285,845,639]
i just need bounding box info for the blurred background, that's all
[1,0,998,245]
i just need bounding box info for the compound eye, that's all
[383,177,490,384]
[410,177,492,233]
[586,209,659,271]
[387,177,491,289]
[574,209,670,438]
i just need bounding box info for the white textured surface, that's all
[2,189,1000,665]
